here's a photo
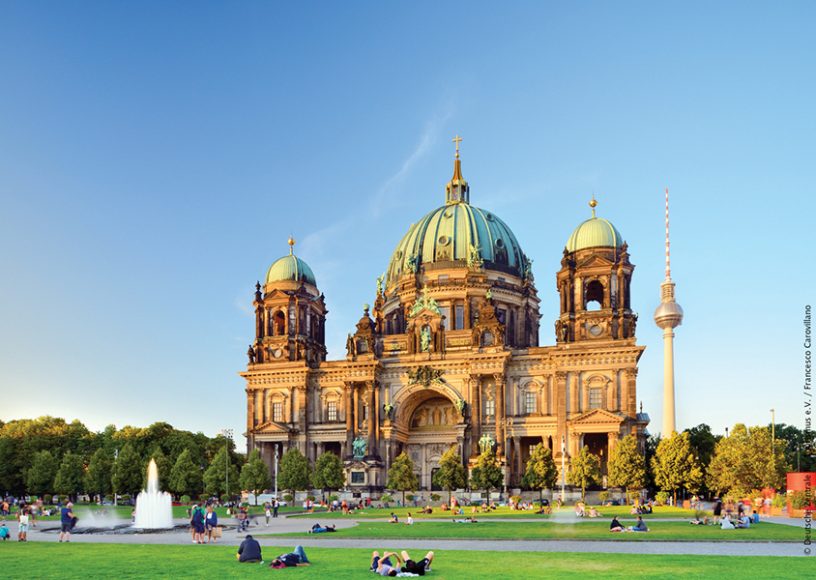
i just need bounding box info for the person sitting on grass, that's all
[269,545,310,569]
[308,523,336,533]
[236,534,263,563]
[751,510,760,524]
[588,507,600,518]
[405,512,414,525]
[388,512,399,524]
[736,514,751,529]
[609,517,624,532]
[720,516,735,530]
[0,523,9,541]
[398,550,434,576]
[629,516,648,532]
[575,503,585,517]
[371,551,402,576]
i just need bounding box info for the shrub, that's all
[180,495,191,505]
[103,495,113,504]
[120,494,131,504]
[406,494,415,502]
[306,495,316,502]
[598,491,610,503]
[380,493,393,504]
[328,494,339,503]
[790,490,812,510]
[43,494,53,505]
[220,494,230,504]
[283,494,293,503]
[430,493,441,503]
[655,491,669,506]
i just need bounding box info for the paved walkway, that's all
[22,516,809,557]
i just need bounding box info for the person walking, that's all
[273,499,279,518]
[265,504,272,526]
[58,502,75,543]
[17,507,30,542]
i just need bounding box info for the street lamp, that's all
[560,435,566,504]
[221,428,233,502]
[274,443,280,500]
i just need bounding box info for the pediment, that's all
[577,255,615,269]
[255,421,291,434]
[411,307,443,321]
[571,408,623,425]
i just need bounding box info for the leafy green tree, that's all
[470,450,504,498]
[112,443,144,496]
[521,444,558,501]
[651,431,704,504]
[85,447,113,499]
[312,452,345,497]
[203,446,241,497]
[169,448,203,497]
[26,450,57,495]
[684,424,719,467]
[707,424,789,497]
[276,448,311,497]
[567,446,601,501]
[239,449,273,504]
[432,446,467,503]
[54,452,85,498]
[607,434,647,497]
[386,452,418,505]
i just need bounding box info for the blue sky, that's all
[1,1,813,446]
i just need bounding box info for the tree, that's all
[707,423,789,498]
[651,431,704,504]
[470,450,503,498]
[26,450,57,496]
[521,444,558,501]
[312,452,345,498]
[169,449,203,497]
[432,446,467,503]
[112,443,144,497]
[386,452,418,505]
[85,447,113,499]
[276,448,311,497]
[203,446,240,497]
[54,452,85,498]
[567,446,601,501]
[239,449,273,504]
[684,424,719,467]
[607,434,647,498]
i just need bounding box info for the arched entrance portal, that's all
[399,392,460,491]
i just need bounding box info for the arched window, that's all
[274,311,286,335]
[585,280,604,311]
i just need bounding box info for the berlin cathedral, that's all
[241,139,649,493]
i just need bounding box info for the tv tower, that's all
[653,188,684,436]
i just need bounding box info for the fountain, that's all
[133,458,174,529]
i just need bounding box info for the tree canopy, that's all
[470,450,503,496]
[239,449,273,504]
[386,452,418,504]
[651,431,704,504]
[521,444,558,500]
[432,446,467,502]
[607,434,647,494]
[312,452,345,493]
[567,446,601,501]
[276,448,311,495]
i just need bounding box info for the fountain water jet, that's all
[134,459,173,529]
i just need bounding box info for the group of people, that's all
[236,536,311,569]
[370,550,434,577]
[574,503,601,518]
[189,503,219,544]
[387,512,414,525]
[609,516,649,533]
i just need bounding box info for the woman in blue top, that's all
[192,505,206,544]
[205,505,219,543]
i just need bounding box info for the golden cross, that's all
[452,134,463,158]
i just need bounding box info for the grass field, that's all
[0,543,810,579]
[289,506,703,520]
[274,520,802,542]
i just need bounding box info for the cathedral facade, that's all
[241,144,648,493]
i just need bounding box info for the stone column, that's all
[494,374,506,456]
[247,388,256,431]
[625,368,638,418]
[353,385,361,434]
[513,436,522,484]
[344,383,354,455]
[471,376,482,457]
[373,382,380,455]
[555,372,567,450]
[367,382,376,457]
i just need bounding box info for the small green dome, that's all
[566,216,624,253]
[266,254,316,286]
[386,203,527,284]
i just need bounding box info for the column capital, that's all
[554,371,567,382]
[624,368,639,379]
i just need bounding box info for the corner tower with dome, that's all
[240,139,648,497]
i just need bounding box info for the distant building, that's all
[241,141,649,493]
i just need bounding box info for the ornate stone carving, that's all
[406,366,445,387]
[352,436,367,459]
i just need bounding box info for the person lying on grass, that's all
[269,546,311,569]
[308,523,336,533]
[453,517,478,523]
[371,551,402,576]
[398,550,434,576]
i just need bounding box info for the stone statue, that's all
[346,333,356,356]
[485,288,493,301]
[376,273,385,296]
[420,325,432,352]
[467,243,483,270]
[478,433,494,454]
[560,322,568,343]
[454,398,467,417]
[352,436,367,459]
[383,402,394,419]
[247,345,256,364]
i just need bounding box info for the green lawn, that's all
[290,505,703,520]
[275,520,802,542]
[0,543,810,579]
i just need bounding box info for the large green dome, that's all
[386,202,527,284]
[565,216,624,253]
[266,254,316,286]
